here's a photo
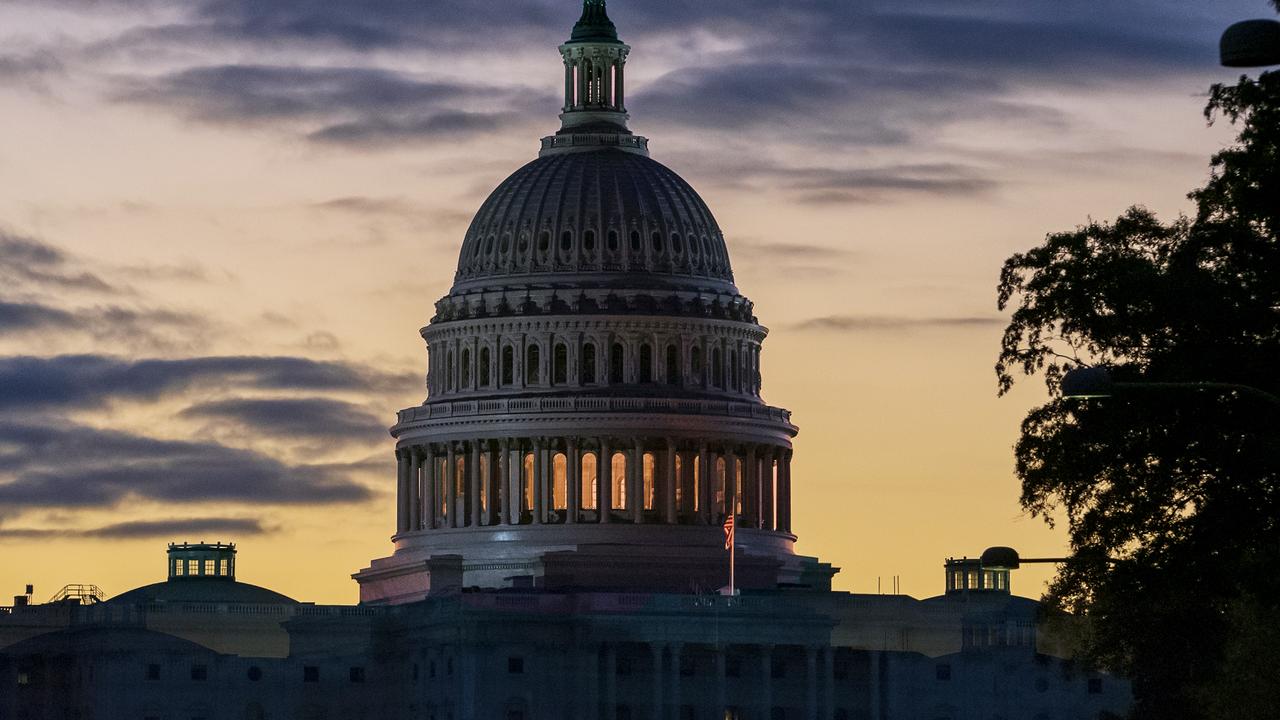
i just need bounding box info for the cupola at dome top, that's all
[545,0,643,152]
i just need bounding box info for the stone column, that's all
[500,438,512,525]
[408,449,422,531]
[781,450,793,533]
[759,645,774,720]
[423,445,437,530]
[469,441,482,527]
[762,450,776,532]
[445,442,457,529]
[664,439,678,524]
[599,438,612,524]
[532,438,545,524]
[567,437,580,524]
[632,438,644,524]
[616,60,625,110]
[487,442,500,525]
[805,646,818,718]
[649,643,663,720]
[396,450,409,533]
[744,446,758,528]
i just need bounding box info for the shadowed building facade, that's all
[0,3,1132,719]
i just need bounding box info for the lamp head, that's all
[1220,19,1280,68]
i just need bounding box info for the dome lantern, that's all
[547,0,643,153]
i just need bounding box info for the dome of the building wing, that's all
[451,149,737,294]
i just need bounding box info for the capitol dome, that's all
[355,0,832,604]
[452,150,735,293]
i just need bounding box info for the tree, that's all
[995,67,1280,720]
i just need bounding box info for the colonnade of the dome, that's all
[394,436,793,535]
[424,316,764,400]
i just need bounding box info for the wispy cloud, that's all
[180,397,386,442]
[0,517,271,540]
[792,314,1004,332]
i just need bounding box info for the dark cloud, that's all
[0,419,373,511]
[0,517,270,540]
[0,354,415,411]
[0,231,119,294]
[0,300,209,351]
[180,397,386,442]
[0,50,64,92]
[111,64,548,146]
[792,315,1004,332]
[731,240,851,260]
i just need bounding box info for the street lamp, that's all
[979,546,1068,570]
[1060,367,1280,408]
[1220,18,1280,67]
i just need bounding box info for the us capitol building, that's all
[0,3,1131,719]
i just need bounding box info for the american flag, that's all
[722,515,735,550]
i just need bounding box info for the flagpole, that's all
[730,515,735,596]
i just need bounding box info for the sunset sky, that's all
[0,0,1269,604]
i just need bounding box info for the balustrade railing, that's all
[398,396,792,425]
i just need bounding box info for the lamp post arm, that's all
[1114,381,1280,408]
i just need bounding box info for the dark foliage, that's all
[995,69,1280,720]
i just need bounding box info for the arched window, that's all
[553,343,568,385]
[522,453,534,517]
[553,453,567,511]
[629,230,641,253]
[478,451,489,515]
[610,343,625,384]
[460,348,471,388]
[651,231,663,252]
[560,230,572,252]
[691,346,702,381]
[714,456,727,519]
[479,347,491,388]
[671,233,683,253]
[581,342,597,384]
[712,347,723,387]
[607,230,619,252]
[638,344,653,383]
[611,452,627,510]
[643,453,656,510]
[526,344,540,386]
[730,350,739,391]
[501,346,514,385]
[539,231,551,253]
[447,350,455,391]
[583,230,596,252]
[666,345,679,385]
[581,452,598,510]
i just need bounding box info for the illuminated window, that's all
[552,453,567,510]
[523,453,535,513]
[611,453,627,509]
[581,453,598,510]
[643,453,656,510]
[203,560,214,576]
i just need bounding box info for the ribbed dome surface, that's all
[453,149,736,293]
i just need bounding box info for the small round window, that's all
[247,666,262,682]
